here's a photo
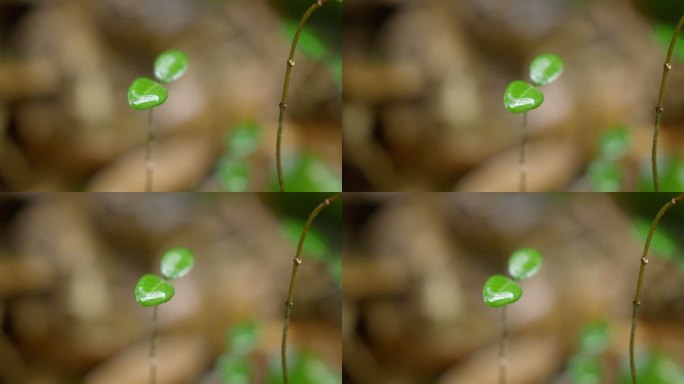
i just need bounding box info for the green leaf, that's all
[226,122,261,158]
[508,248,543,280]
[568,354,602,384]
[588,160,622,192]
[227,320,260,355]
[503,80,544,113]
[269,153,342,192]
[578,321,612,355]
[217,355,251,384]
[217,157,250,192]
[283,22,328,62]
[134,274,175,307]
[127,77,168,110]
[282,218,328,261]
[529,53,564,86]
[160,247,195,280]
[154,50,189,83]
[482,275,523,307]
[598,125,630,160]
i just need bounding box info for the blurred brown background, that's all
[0,193,342,383]
[342,193,684,383]
[343,0,684,191]
[0,0,341,191]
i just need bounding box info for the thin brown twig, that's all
[276,0,329,192]
[652,14,684,192]
[519,112,528,192]
[150,305,158,384]
[146,109,155,192]
[282,193,340,383]
[499,306,508,384]
[629,193,684,383]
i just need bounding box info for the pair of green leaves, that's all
[482,248,543,307]
[134,247,195,307]
[128,50,189,110]
[503,53,564,113]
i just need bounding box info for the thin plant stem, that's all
[652,14,684,192]
[629,193,684,383]
[150,305,159,384]
[276,0,329,192]
[519,112,528,192]
[281,192,340,383]
[499,306,508,384]
[146,109,156,192]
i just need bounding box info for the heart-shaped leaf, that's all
[160,247,195,280]
[135,274,174,307]
[128,77,168,110]
[503,80,544,113]
[508,248,543,280]
[529,53,564,86]
[482,275,522,307]
[154,50,189,83]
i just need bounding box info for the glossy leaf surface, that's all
[127,77,168,110]
[154,50,189,82]
[529,53,564,86]
[135,274,174,307]
[482,275,522,307]
[508,248,543,280]
[160,247,195,280]
[503,80,544,113]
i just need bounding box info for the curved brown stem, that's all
[276,0,329,192]
[652,14,684,192]
[281,193,340,383]
[629,193,684,383]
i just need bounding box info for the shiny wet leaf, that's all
[160,247,195,280]
[127,77,168,110]
[529,53,564,86]
[503,80,544,113]
[154,50,189,83]
[508,248,543,280]
[482,275,522,307]
[134,274,174,307]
